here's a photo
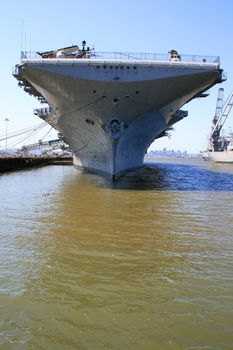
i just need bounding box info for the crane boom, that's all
[211,89,233,138]
[217,90,233,130]
[213,87,224,126]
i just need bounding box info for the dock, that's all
[0,155,73,173]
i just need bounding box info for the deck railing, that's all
[21,51,220,64]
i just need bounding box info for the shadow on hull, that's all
[78,161,233,191]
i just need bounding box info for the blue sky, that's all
[0,0,232,152]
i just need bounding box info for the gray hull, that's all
[204,151,233,163]
[15,56,223,178]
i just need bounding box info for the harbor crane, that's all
[209,88,233,150]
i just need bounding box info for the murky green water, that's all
[0,159,233,349]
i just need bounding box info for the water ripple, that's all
[1,161,233,349]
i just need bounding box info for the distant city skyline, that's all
[147,148,192,158]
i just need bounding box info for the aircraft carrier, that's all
[13,42,225,179]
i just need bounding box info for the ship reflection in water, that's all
[0,159,233,349]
